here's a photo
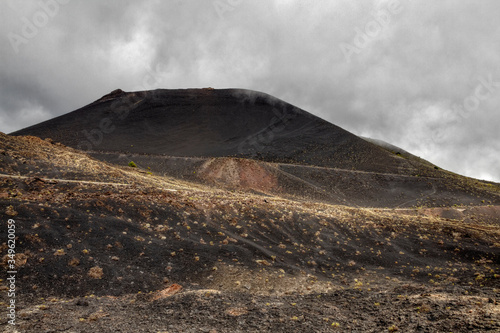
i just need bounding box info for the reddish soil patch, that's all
[152,283,183,300]
[199,158,279,193]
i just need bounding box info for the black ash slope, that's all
[13,88,408,174]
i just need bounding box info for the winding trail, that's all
[0,173,178,191]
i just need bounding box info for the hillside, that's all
[89,151,500,209]
[1,132,500,332]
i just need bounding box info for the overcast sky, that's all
[1,0,499,182]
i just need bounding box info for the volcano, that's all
[13,88,417,175]
[3,89,500,331]
[11,88,500,208]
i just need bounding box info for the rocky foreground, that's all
[1,133,499,332]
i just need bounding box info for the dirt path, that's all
[0,173,177,191]
[0,173,129,186]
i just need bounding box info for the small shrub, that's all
[53,249,66,256]
[128,161,137,168]
[68,258,80,266]
[88,266,103,279]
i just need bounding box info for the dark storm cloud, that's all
[1,0,499,181]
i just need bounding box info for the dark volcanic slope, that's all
[13,88,411,174]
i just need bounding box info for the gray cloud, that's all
[1,0,499,182]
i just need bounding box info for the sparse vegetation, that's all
[88,266,104,279]
[128,161,137,168]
